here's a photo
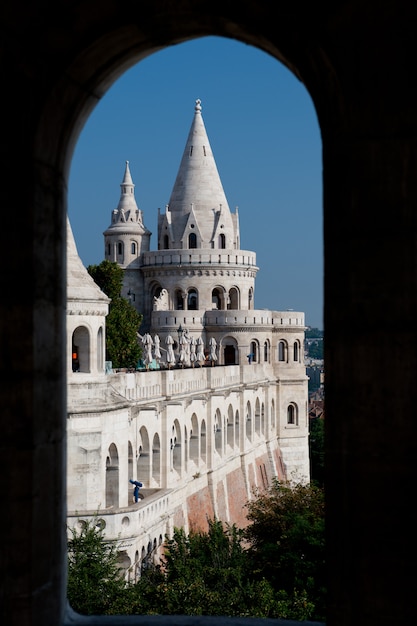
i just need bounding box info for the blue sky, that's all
[68,36,323,329]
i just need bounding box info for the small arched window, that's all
[189,232,197,248]
[219,233,226,248]
[293,341,299,362]
[163,235,169,249]
[278,340,286,362]
[131,242,136,255]
[287,404,298,425]
[118,242,123,255]
[176,290,183,310]
[188,289,198,310]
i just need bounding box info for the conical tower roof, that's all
[66,216,110,308]
[163,99,238,249]
[104,161,150,236]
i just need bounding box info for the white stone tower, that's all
[103,160,151,315]
[66,101,310,571]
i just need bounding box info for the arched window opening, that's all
[188,289,198,310]
[175,289,183,310]
[137,426,150,484]
[188,232,197,248]
[255,398,261,435]
[287,403,298,426]
[224,344,236,365]
[228,287,239,309]
[118,241,123,255]
[227,405,234,448]
[294,341,300,362]
[105,443,119,508]
[172,421,181,474]
[97,326,104,371]
[131,242,136,254]
[163,234,169,249]
[200,419,207,465]
[248,289,253,309]
[278,340,287,362]
[190,414,199,464]
[263,341,269,362]
[219,233,226,248]
[214,409,222,456]
[211,288,222,310]
[246,401,252,441]
[152,433,161,486]
[72,326,90,373]
[235,410,240,448]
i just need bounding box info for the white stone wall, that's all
[67,361,310,572]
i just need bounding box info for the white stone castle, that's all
[66,100,310,576]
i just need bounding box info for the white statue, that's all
[142,333,154,369]
[196,337,205,367]
[165,335,175,369]
[153,289,169,311]
[153,334,161,363]
[208,337,217,366]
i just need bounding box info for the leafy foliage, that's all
[305,327,324,339]
[132,518,316,620]
[307,340,324,359]
[68,486,326,621]
[87,260,143,368]
[87,259,124,300]
[244,479,326,622]
[67,519,128,615]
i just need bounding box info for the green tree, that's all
[67,518,129,615]
[244,479,326,622]
[131,519,316,620]
[307,340,323,359]
[305,327,324,339]
[87,260,143,368]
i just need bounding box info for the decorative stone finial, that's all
[195,99,202,112]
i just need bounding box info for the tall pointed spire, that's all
[116,160,139,217]
[161,100,238,249]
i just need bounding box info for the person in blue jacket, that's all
[129,479,143,503]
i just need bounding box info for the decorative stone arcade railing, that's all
[141,249,258,269]
[151,309,305,334]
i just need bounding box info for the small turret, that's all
[103,161,151,268]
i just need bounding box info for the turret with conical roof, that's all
[104,160,151,269]
[158,99,239,251]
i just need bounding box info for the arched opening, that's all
[152,433,161,485]
[188,232,197,248]
[172,420,182,474]
[187,288,198,310]
[72,326,90,373]
[137,427,150,484]
[105,443,119,508]
[228,287,239,309]
[245,401,252,441]
[190,413,199,464]
[214,408,222,456]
